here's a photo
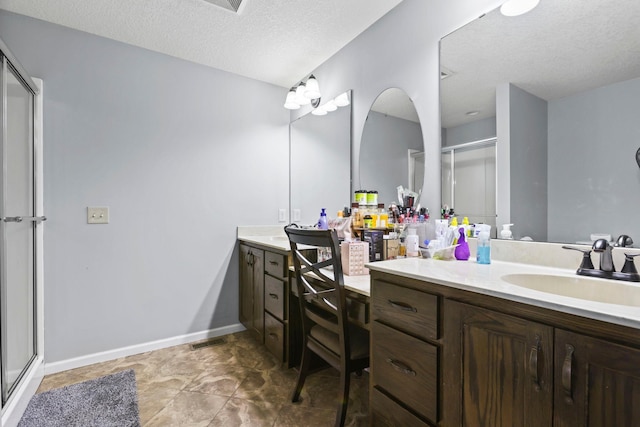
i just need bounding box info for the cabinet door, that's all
[251,249,264,342]
[239,245,253,327]
[554,329,640,427]
[443,301,553,427]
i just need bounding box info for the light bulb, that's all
[500,0,540,17]
[284,89,300,110]
[304,75,321,99]
[334,92,350,107]
[323,100,337,112]
[295,83,311,105]
[312,106,327,116]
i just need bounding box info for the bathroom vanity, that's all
[367,257,640,427]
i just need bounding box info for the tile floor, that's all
[37,331,369,426]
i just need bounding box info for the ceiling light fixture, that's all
[284,75,322,110]
[500,0,540,17]
[334,92,350,107]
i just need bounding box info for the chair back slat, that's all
[285,227,349,357]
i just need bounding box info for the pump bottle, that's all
[318,208,328,230]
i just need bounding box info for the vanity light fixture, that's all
[334,92,350,107]
[500,0,540,16]
[284,75,322,110]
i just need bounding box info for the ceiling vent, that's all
[201,0,245,13]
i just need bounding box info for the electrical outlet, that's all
[87,207,109,224]
[278,208,286,222]
[293,209,301,222]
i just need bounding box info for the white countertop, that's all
[367,257,640,330]
[237,225,640,330]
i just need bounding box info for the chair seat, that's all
[310,324,369,360]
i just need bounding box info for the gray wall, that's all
[548,77,640,243]
[360,111,423,205]
[0,11,289,363]
[507,84,548,241]
[1,0,504,364]
[291,0,503,219]
[443,116,496,147]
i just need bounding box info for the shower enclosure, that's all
[0,36,44,426]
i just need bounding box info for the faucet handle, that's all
[562,246,595,270]
[621,253,640,274]
[615,235,634,247]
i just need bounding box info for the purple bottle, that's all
[455,227,470,261]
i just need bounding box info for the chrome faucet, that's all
[563,237,640,282]
[592,238,614,272]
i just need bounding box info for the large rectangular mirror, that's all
[290,91,352,225]
[440,0,640,244]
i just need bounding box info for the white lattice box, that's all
[341,242,369,276]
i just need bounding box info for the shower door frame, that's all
[0,37,44,427]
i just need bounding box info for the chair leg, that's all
[292,344,312,403]
[335,369,350,427]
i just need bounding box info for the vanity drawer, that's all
[264,275,285,320]
[372,320,438,424]
[371,387,431,427]
[264,312,284,361]
[372,280,439,341]
[265,251,287,279]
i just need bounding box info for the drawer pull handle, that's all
[562,344,574,404]
[529,336,541,391]
[269,333,279,341]
[387,300,417,312]
[269,261,279,266]
[386,358,416,376]
[269,293,279,299]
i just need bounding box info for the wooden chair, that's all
[285,227,370,427]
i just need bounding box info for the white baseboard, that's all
[1,356,45,427]
[44,323,246,376]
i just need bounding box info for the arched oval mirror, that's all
[360,88,424,209]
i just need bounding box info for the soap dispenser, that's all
[318,208,328,230]
[477,224,491,264]
[500,224,514,240]
[454,227,470,261]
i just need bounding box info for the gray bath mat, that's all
[18,369,140,427]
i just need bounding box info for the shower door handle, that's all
[2,216,47,223]
[3,216,23,222]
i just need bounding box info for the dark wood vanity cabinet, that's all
[443,301,553,427]
[370,271,640,427]
[239,242,311,367]
[370,278,440,427]
[239,244,264,342]
[553,329,640,427]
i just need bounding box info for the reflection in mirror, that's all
[360,88,424,207]
[440,0,640,244]
[290,91,351,225]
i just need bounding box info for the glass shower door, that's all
[0,58,37,404]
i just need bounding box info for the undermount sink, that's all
[501,273,640,307]
[269,236,288,242]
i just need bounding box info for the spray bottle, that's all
[318,208,328,230]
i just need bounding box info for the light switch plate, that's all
[87,207,109,224]
[293,209,301,222]
[278,208,286,222]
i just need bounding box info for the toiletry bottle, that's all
[477,225,491,264]
[406,228,420,257]
[318,208,328,230]
[500,223,514,239]
[378,204,388,228]
[462,217,471,237]
[454,227,470,260]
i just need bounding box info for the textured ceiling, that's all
[440,0,640,128]
[0,0,403,88]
